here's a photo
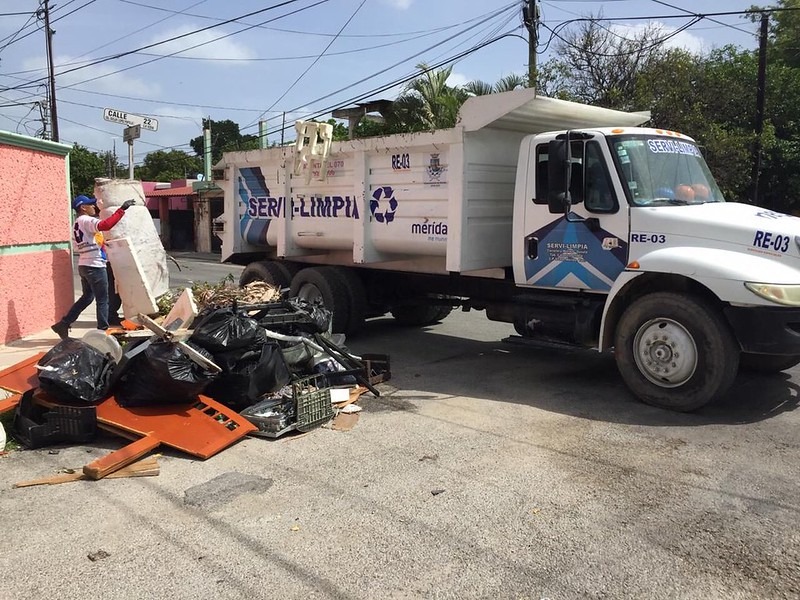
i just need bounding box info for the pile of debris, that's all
[0,287,389,486]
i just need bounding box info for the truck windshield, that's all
[608,135,724,206]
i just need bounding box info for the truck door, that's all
[521,136,629,292]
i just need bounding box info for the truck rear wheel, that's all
[239,260,295,291]
[289,267,351,334]
[614,292,739,411]
[739,353,800,373]
[329,266,368,335]
[391,302,447,326]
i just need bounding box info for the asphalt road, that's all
[2,254,799,599]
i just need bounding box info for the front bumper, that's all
[724,306,800,355]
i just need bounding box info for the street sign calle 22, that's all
[103,107,158,132]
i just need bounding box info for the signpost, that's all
[122,125,141,179]
[103,108,157,180]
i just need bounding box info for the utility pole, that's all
[522,0,539,88]
[751,11,768,207]
[41,0,59,142]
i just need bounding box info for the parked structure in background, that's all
[144,179,223,253]
[0,131,73,344]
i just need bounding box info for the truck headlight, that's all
[745,282,800,306]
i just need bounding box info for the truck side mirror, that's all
[547,140,569,214]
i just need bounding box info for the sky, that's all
[0,0,766,166]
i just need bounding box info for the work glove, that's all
[121,199,136,211]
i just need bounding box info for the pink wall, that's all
[0,250,73,343]
[0,146,67,245]
[0,134,72,344]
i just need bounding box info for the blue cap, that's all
[72,195,97,210]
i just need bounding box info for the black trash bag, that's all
[287,298,332,334]
[37,338,115,404]
[205,343,291,409]
[249,343,291,399]
[115,340,217,407]
[189,308,265,353]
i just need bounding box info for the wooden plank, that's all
[0,353,44,395]
[0,392,22,415]
[14,455,160,488]
[83,435,160,480]
[93,395,256,459]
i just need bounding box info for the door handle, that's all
[525,234,539,260]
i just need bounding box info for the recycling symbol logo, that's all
[370,186,398,224]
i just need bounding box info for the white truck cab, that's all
[514,126,800,409]
[216,90,800,411]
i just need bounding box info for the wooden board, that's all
[92,395,256,459]
[83,434,160,480]
[0,353,45,414]
[14,456,160,488]
[0,353,44,394]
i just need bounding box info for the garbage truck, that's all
[213,89,800,411]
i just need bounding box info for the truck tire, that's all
[391,303,443,327]
[739,353,800,373]
[329,266,368,335]
[614,292,739,411]
[239,260,293,290]
[289,267,351,334]
[433,305,453,322]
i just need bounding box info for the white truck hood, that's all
[630,202,800,289]
[633,202,800,258]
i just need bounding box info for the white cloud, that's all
[383,0,413,9]
[446,72,470,88]
[609,22,706,55]
[145,24,256,62]
[22,54,161,97]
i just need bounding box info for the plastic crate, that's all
[241,301,317,329]
[294,374,333,432]
[240,373,333,437]
[13,390,97,449]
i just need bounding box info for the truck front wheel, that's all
[614,292,739,411]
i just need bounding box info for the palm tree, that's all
[464,73,528,96]
[396,63,468,130]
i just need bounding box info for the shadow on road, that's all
[349,317,800,428]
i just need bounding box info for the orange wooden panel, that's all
[94,395,256,459]
[83,435,161,480]
[0,353,44,394]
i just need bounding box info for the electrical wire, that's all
[243,2,518,129]
[116,0,481,39]
[650,0,755,36]
[48,0,330,98]
[259,0,369,121]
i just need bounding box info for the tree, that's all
[394,63,469,131]
[464,73,528,96]
[189,119,258,163]
[69,144,105,197]
[135,150,202,182]
[537,18,673,110]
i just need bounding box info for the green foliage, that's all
[134,149,202,182]
[189,118,259,163]
[540,15,800,213]
[68,143,106,197]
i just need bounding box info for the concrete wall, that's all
[0,131,72,344]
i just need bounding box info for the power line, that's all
[116,0,476,39]
[650,0,755,36]
[259,0,369,120]
[243,2,518,129]
[1,0,328,93]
